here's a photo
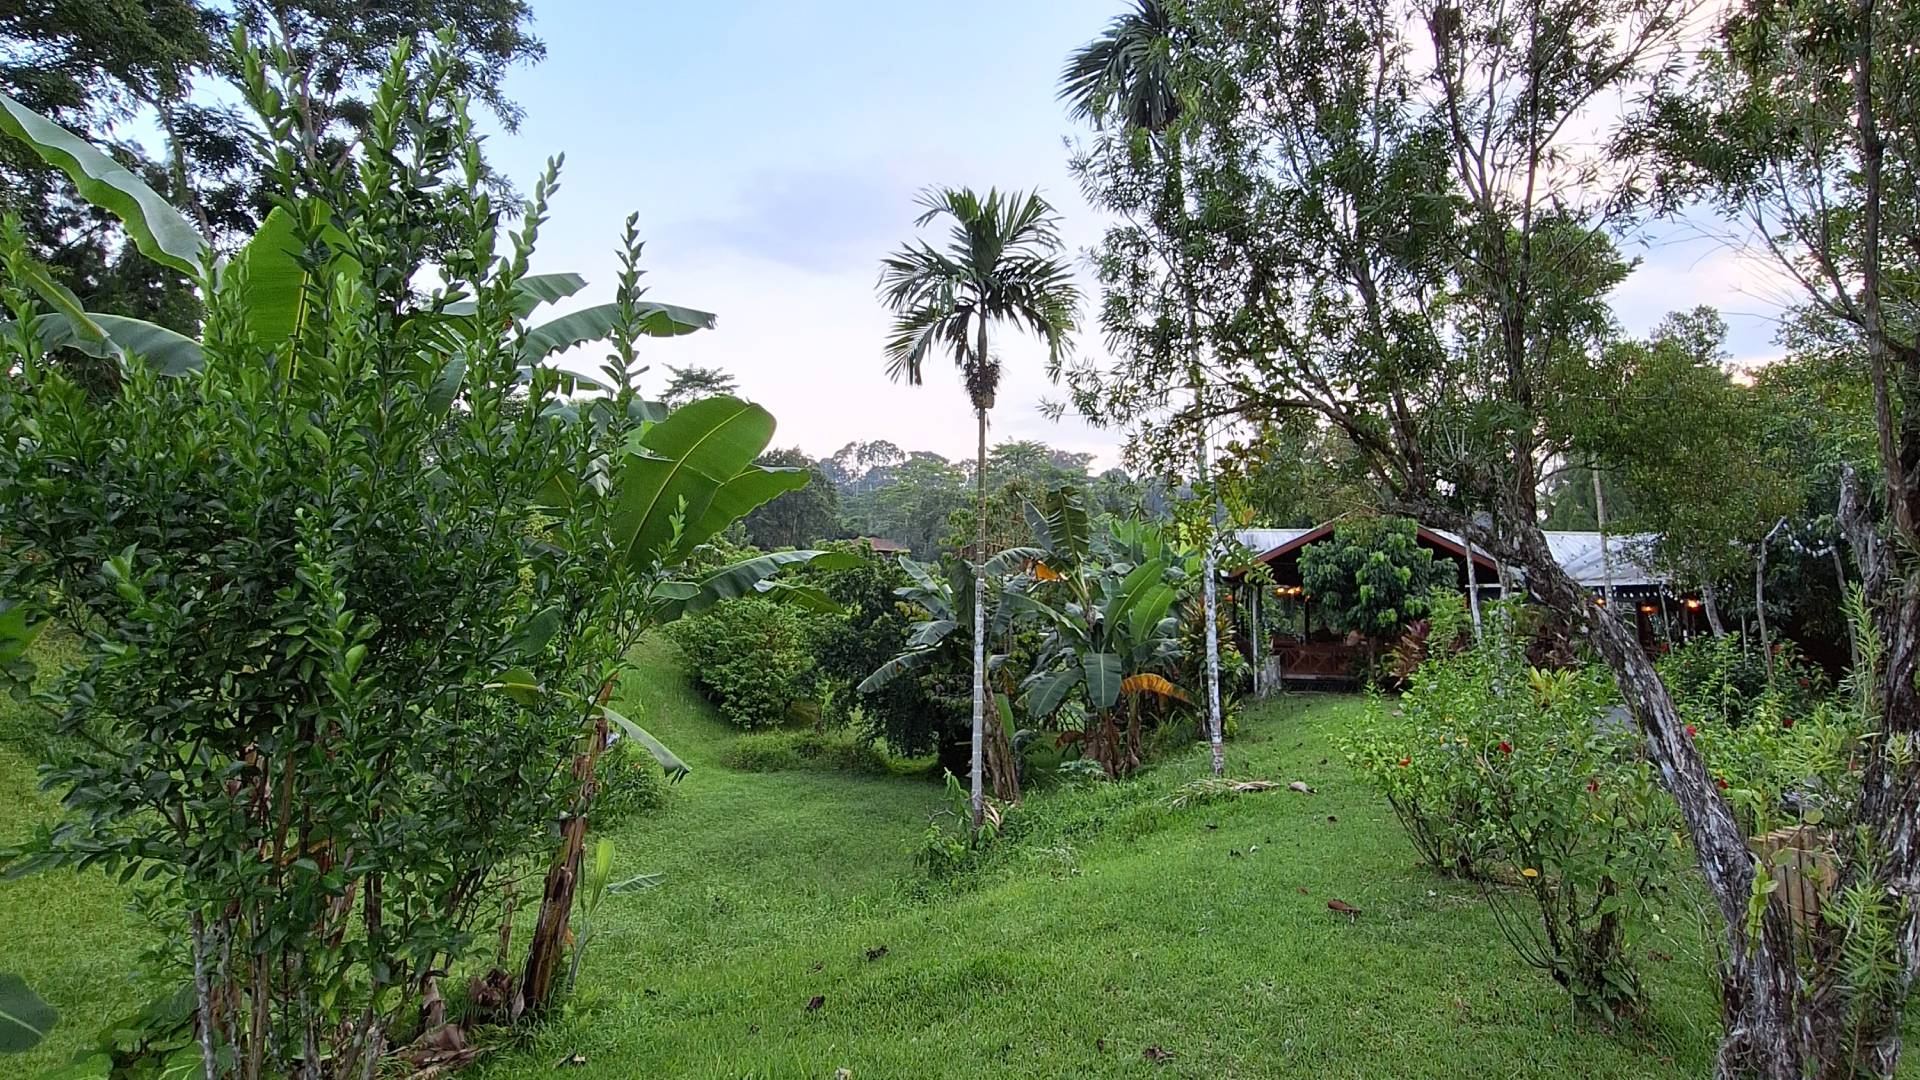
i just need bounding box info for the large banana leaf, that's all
[651,549,858,622]
[1103,558,1168,636]
[226,205,359,345]
[1082,652,1123,711]
[601,705,690,781]
[1024,666,1083,719]
[679,466,811,552]
[0,92,208,276]
[1025,488,1091,565]
[32,312,204,376]
[443,272,587,317]
[0,972,58,1053]
[521,300,717,364]
[858,647,942,693]
[609,397,779,567]
[905,618,958,648]
[1128,584,1178,649]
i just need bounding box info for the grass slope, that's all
[477,643,1732,1080]
[4,638,1909,1078]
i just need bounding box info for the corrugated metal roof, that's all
[1232,528,1318,555]
[1543,530,1664,587]
[1233,525,1667,588]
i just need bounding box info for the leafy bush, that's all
[1298,516,1446,639]
[1657,633,1829,728]
[668,598,819,729]
[0,33,820,1072]
[1344,609,1680,1017]
[722,728,893,775]
[596,738,674,822]
[807,543,964,756]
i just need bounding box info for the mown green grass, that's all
[4,637,1910,1078]
[474,644,1736,1080]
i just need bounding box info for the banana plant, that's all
[1004,488,1188,778]
[858,552,1031,802]
[0,90,713,378]
[0,973,56,1054]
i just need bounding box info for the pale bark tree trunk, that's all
[1703,581,1728,637]
[968,314,991,833]
[1194,382,1225,776]
[1464,532,1483,639]
[970,401,988,832]
[1755,518,1788,681]
[1593,467,1614,610]
[1470,519,1806,1080]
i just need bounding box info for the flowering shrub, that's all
[1343,613,1680,1017]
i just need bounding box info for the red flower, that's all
[1782,716,1795,730]
[1715,777,1729,790]
[1586,778,1600,794]
[1497,741,1513,756]
[1398,757,1411,768]
[1686,725,1698,739]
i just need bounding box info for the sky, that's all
[475,1,1795,469]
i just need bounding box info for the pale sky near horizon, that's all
[478,1,1797,469]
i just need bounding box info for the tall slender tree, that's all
[877,187,1078,829]
[1063,1,1226,775]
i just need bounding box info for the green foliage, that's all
[1298,517,1446,639]
[1343,613,1681,1018]
[594,738,674,823]
[809,543,961,757]
[667,599,820,730]
[1655,634,1828,730]
[0,33,818,1069]
[0,972,56,1053]
[743,447,840,550]
[721,728,893,776]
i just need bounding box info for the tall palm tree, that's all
[878,186,1079,830]
[1062,2,1229,778]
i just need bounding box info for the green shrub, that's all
[1343,607,1680,1018]
[596,738,674,822]
[722,728,892,775]
[667,598,819,729]
[1657,633,1830,728]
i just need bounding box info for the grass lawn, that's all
[4,637,1911,1078]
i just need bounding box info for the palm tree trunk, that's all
[1194,381,1225,777]
[970,323,990,832]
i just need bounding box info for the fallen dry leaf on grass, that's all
[1287,780,1316,794]
[1143,1045,1175,1063]
[865,945,889,961]
[806,994,826,1012]
[1328,899,1362,918]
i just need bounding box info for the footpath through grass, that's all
[6,637,1880,1077]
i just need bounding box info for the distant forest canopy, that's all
[742,437,1176,556]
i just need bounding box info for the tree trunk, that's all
[1475,519,1808,1079]
[1465,531,1483,639]
[1194,381,1225,777]
[970,398,988,833]
[520,680,615,1013]
[1703,581,1728,638]
[1593,467,1614,610]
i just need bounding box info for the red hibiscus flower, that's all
[1715,777,1729,790]
[1398,757,1411,768]
[1782,717,1795,730]
[1686,725,1698,738]
[1497,741,1513,755]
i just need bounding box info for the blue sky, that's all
[478,1,1792,467]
